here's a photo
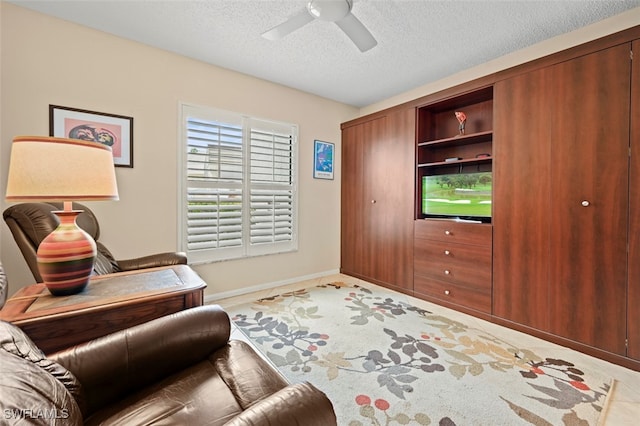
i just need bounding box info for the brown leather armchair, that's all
[3,202,187,282]
[0,305,337,425]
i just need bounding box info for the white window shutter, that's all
[180,104,297,263]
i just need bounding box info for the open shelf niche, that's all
[415,86,494,221]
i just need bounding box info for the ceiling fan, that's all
[262,0,377,52]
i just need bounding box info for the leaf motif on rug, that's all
[231,283,611,426]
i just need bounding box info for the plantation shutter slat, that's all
[186,117,244,254]
[187,118,243,183]
[249,122,294,247]
[250,189,293,244]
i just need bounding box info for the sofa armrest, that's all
[224,382,337,426]
[116,252,188,271]
[50,305,230,416]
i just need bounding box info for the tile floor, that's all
[213,273,640,426]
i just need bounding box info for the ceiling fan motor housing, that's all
[307,0,352,22]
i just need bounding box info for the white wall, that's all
[0,3,358,298]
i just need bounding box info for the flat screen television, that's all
[422,172,492,222]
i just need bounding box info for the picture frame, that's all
[49,105,133,167]
[313,140,334,180]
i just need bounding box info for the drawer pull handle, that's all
[371,200,376,204]
[444,270,451,275]
[444,290,450,295]
[444,250,451,255]
[581,200,590,207]
[444,230,451,236]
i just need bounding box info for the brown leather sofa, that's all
[3,202,187,283]
[0,305,337,425]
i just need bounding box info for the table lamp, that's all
[5,136,119,296]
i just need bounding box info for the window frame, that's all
[178,102,299,264]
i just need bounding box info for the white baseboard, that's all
[204,269,340,304]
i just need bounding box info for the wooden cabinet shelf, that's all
[418,130,493,148]
[418,155,492,168]
[418,131,493,168]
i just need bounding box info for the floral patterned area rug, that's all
[230,282,612,426]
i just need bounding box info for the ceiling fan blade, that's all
[336,12,377,52]
[262,8,314,40]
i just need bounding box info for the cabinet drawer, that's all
[415,220,492,247]
[414,275,491,313]
[415,240,491,289]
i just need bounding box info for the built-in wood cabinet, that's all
[412,86,494,314]
[494,43,631,356]
[341,116,381,281]
[492,66,552,331]
[341,108,415,293]
[414,220,492,315]
[340,26,640,370]
[628,39,640,361]
[548,45,630,354]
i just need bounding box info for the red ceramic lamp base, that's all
[37,210,96,296]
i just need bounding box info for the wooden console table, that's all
[0,265,206,354]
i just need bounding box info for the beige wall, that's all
[0,3,358,298]
[361,7,640,116]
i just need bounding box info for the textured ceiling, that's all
[10,0,640,107]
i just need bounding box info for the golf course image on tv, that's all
[422,172,492,218]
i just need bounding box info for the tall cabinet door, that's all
[628,39,640,361]
[493,66,554,330]
[341,117,385,279]
[341,109,415,292]
[548,44,630,354]
[366,108,415,291]
[494,43,631,356]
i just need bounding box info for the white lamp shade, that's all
[6,136,119,202]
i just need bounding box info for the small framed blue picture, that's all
[313,140,334,180]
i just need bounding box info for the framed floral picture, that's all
[313,140,334,180]
[49,105,133,167]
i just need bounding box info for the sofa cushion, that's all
[0,321,83,425]
[82,340,289,426]
[84,359,244,426]
[51,304,231,417]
